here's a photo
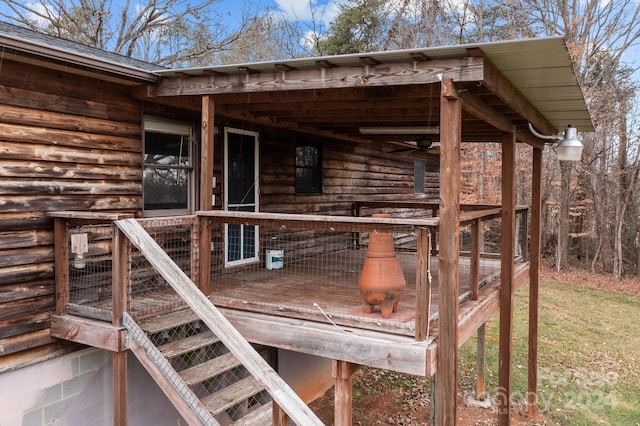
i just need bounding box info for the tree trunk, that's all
[557,162,571,271]
[613,108,628,281]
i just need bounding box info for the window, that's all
[143,118,194,215]
[414,158,425,194]
[295,142,322,194]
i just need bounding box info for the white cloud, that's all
[26,1,53,27]
[274,0,345,25]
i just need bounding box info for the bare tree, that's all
[525,0,640,273]
[0,0,253,66]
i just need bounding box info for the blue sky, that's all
[216,0,344,28]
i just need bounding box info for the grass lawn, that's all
[459,279,640,425]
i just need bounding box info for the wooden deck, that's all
[60,245,528,377]
[209,250,502,337]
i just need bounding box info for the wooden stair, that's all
[117,218,323,426]
[132,308,273,425]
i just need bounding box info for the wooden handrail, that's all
[198,209,437,229]
[116,218,324,426]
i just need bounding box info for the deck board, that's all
[210,251,501,337]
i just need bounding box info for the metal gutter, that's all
[0,31,159,83]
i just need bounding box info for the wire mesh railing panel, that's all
[143,315,274,424]
[210,217,419,334]
[67,222,115,319]
[128,217,196,318]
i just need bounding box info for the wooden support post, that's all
[476,324,487,400]
[431,207,439,255]
[53,217,69,315]
[272,401,289,426]
[498,131,516,425]
[333,360,359,426]
[112,226,129,426]
[471,218,481,300]
[199,95,215,295]
[112,351,127,426]
[437,77,462,426]
[112,227,129,325]
[528,147,543,420]
[415,228,432,341]
[430,374,437,426]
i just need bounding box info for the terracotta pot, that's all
[358,214,406,318]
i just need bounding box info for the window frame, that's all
[295,141,323,195]
[414,158,426,194]
[142,117,195,217]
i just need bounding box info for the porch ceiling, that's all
[147,37,593,149]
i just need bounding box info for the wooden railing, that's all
[199,210,435,341]
[51,206,528,341]
[353,201,530,300]
[116,218,323,426]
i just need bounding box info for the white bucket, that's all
[265,249,284,270]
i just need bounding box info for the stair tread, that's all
[158,330,220,358]
[202,376,265,416]
[138,308,199,334]
[231,402,272,426]
[180,352,242,386]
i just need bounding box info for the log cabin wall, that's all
[258,128,440,215]
[0,56,148,369]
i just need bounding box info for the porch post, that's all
[437,77,461,425]
[112,227,129,426]
[333,360,358,426]
[53,217,69,315]
[527,146,543,419]
[199,95,215,295]
[498,131,516,425]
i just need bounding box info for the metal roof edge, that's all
[0,23,160,83]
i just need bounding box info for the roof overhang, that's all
[140,38,593,150]
[0,27,159,84]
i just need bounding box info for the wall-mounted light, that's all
[359,126,440,135]
[71,233,88,269]
[528,123,583,162]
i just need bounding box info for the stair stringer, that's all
[123,312,219,426]
[116,218,324,426]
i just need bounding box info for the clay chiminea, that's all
[359,213,406,318]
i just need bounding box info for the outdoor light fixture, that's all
[71,233,88,269]
[528,123,583,162]
[359,126,440,135]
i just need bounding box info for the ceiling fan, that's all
[388,136,440,154]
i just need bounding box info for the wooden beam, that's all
[112,227,129,325]
[333,360,358,426]
[471,218,481,301]
[499,131,517,425]
[415,227,432,341]
[272,402,289,426]
[476,324,487,400]
[528,147,543,420]
[436,77,461,426]
[459,91,543,148]
[222,308,431,376]
[50,315,127,352]
[459,90,513,134]
[199,96,215,295]
[113,352,127,426]
[112,225,129,426]
[53,217,69,315]
[153,58,484,96]
[468,49,557,136]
